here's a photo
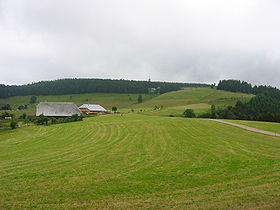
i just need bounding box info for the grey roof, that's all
[79,104,107,112]
[36,102,81,117]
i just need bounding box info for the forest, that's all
[217,79,278,95]
[204,80,280,122]
[0,78,208,98]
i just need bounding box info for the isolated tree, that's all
[183,109,196,118]
[30,95,37,104]
[112,106,117,113]
[210,105,217,119]
[138,95,143,103]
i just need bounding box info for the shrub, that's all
[36,114,49,125]
[112,106,117,113]
[19,113,27,119]
[183,109,196,118]
[10,121,18,129]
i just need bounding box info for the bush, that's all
[112,106,117,113]
[0,112,14,119]
[138,95,143,103]
[19,113,27,119]
[30,95,37,104]
[183,109,196,118]
[10,121,18,129]
[36,114,49,125]
[25,115,37,123]
[0,104,12,110]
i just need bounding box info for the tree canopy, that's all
[205,80,280,122]
[0,78,209,99]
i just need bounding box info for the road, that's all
[211,119,280,137]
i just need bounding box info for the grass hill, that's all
[0,87,253,117]
[139,87,253,116]
[1,114,279,209]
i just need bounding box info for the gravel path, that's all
[211,119,280,137]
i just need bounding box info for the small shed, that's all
[36,102,81,117]
[79,104,107,115]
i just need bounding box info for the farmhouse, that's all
[79,104,107,115]
[36,102,81,117]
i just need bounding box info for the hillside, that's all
[138,87,254,116]
[0,93,156,116]
[0,87,253,117]
[0,78,208,98]
[1,114,279,209]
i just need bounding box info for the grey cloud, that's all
[0,0,280,87]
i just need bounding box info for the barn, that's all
[36,102,81,117]
[79,104,107,115]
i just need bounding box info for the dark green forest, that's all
[0,78,208,99]
[217,79,278,95]
[206,80,280,122]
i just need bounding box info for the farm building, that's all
[36,102,81,117]
[79,104,108,115]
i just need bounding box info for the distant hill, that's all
[0,87,253,117]
[0,78,209,98]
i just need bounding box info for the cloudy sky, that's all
[0,0,280,87]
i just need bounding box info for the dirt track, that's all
[211,119,280,137]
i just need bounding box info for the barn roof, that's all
[36,102,81,117]
[79,104,107,112]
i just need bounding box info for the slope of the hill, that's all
[0,93,156,116]
[0,87,254,117]
[0,114,279,209]
[140,87,254,116]
[0,78,208,98]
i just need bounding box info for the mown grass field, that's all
[141,87,253,117]
[1,114,279,209]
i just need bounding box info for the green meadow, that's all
[0,87,253,117]
[0,87,279,209]
[1,114,279,209]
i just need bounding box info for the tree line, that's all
[0,78,209,99]
[185,79,280,122]
[217,79,278,95]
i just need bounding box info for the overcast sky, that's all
[0,0,280,87]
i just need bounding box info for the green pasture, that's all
[1,114,279,209]
[140,88,253,117]
[0,93,156,117]
[0,88,253,117]
[138,87,253,108]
